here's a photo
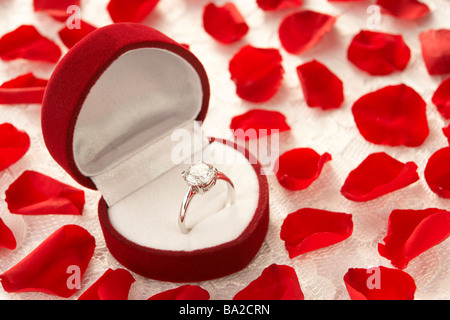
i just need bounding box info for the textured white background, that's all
[0,0,449,300]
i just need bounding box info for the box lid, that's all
[42,23,210,191]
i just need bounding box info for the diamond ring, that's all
[179,162,235,233]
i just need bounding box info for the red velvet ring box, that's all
[41,23,269,282]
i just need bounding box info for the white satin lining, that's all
[72,47,203,205]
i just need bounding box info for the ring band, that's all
[179,162,235,233]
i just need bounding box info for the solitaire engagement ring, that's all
[179,162,235,233]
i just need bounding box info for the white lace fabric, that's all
[0,0,449,300]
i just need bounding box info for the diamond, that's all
[182,162,217,188]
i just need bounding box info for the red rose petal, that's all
[274,148,331,191]
[257,0,302,11]
[0,124,30,172]
[279,10,336,55]
[0,73,48,105]
[230,109,290,140]
[344,267,416,300]
[419,29,450,75]
[0,224,95,297]
[0,217,16,250]
[233,264,304,300]
[148,285,210,300]
[376,0,430,20]
[443,124,450,145]
[296,60,344,110]
[432,77,450,119]
[229,45,284,102]
[107,0,160,23]
[352,84,428,147]
[424,147,450,199]
[280,208,353,258]
[341,152,419,202]
[348,30,411,75]
[5,170,85,215]
[33,0,80,22]
[378,208,450,269]
[58,20,97,49]
[78,268,135,300]
[202,2,249,44]
[0,25,61,63]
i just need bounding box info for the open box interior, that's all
[72,47,261,251]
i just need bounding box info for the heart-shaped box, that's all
[41,23,269,282]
